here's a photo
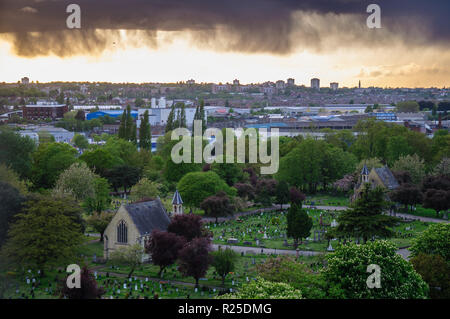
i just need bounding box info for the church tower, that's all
[361,164,369,183]
[172,189,183,215]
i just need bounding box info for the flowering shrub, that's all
[216,277,303,299]
[323,240,429,299]
[410,223,450,261]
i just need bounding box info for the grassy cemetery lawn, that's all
[1,252,322,299]
[95,253,301,290]
[1,268,66,299]
[78,236,104,260]
[97,274,222,299]
[207,208,430,251]
[304,194,350,207]
[389,220,431,248]
[0,268,220,299]
[397,205,445,220]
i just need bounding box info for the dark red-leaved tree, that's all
[423,189,450,218]
[422,175,450,218]
[178,237,212,288]
[200,191,235,223]
[234,182,255,200]
[255,178,277,206]
[390,183,423,211]
[243,167,258,186]
[289,187,306,206]
[167,214,211,242]
[422,175,450,191]
[146,230,186,277]
[392,170,413,185]
[60,266,105,299]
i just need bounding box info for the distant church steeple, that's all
[358,80,361,89]
[172,189,183,215]
[361,165,369,183]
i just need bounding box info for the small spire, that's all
[172,189,183,205]
[361,164,369,175]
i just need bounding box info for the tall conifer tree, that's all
[139,110,151,150]
[166,104,176,132]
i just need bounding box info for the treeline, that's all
[0,87,47,98]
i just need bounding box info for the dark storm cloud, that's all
[0,0,448,57]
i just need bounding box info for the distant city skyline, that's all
[5,74,449,89]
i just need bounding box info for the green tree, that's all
[211,247,238,286]
[256,256,327,298]
[56,92,65,104]
[431,130,450,164]
[0,182,25,248]
[335,185,399,243]
[1,196,84,273]
[110,244,145,277]
[165,104,176,132]
[83,177,112,213]
[103,136,141,167]
[386,136,413,165]
[134,98,145,108]
[179,103,187,128]
[118,110,127,139]
[323,240,428,299]
[129,177,160,202]
[275,180,290,209]
[277,138,326,192]
[410,253,450,299]
[139,110,152,150]
[410,223,450,261]
[211,157,244,186]
[217,277,303,299]
[177,171,236,208]
[80,148,119,177]
[392,154,426,185]
[396,101,420,113]
[31,142,77,189]
[106,165,141,194]
[86,211,114,242]
[0,129,36,178]
[432,157,450,176]
[53,162,96,201]
[0,164,28,194]
[74,110,85,122]
[130,123,137,145]
[163,144,202,183]
[286,203,313,248]
[73,134,89,149]
[321,146,357,190]
[125,105,134,140]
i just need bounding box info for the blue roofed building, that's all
[86,110,138,121]
[368,112,397,122]
[245,122,288,129]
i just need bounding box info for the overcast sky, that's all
[0,0,449,87]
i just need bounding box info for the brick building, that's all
[22,104,68,120]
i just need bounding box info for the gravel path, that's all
[212,244,323,257]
